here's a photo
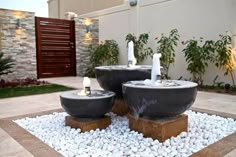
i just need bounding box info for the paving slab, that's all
[0,92,63,119]
[193,91,236,119]
[0,128,34,157]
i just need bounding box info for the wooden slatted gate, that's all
[35,17,76,78]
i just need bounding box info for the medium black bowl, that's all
[95,65,151,97]
[122,80,198,118]
[60,90,115,118]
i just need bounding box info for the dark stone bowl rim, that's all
[60,90,115,100]
[95,65,152,70]
[123,80,198,89]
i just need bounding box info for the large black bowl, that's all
[60,90,115,118]
[122,80,198,118]
[95,65,151,97]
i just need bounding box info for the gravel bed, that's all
[14,111,236,157]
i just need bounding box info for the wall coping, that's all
[0,8,35,14]
[140,0,174,7]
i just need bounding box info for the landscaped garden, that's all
[0,53,74,98]
[0,1,236,157]
[4,29,235,157]
[1,27,236,157]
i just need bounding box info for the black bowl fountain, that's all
[95,65,151,115]
[60,90,115,118]
[121,53,198,142]
[95,65,152,97]
[60,77,115,132]
[122,80,198,118]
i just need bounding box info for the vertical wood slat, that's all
[35,17,76,78]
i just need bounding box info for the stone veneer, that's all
[0,8,36,80]
[74,18,99,76]
[0,9,98,79]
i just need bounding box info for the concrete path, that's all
[0,76,235,156]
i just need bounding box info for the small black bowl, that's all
[60,90,115,118]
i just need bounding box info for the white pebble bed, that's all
[14,111,236,157]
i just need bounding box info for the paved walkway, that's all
[0,76,235,156]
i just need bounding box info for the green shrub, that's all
[182,38,215,85]
[214,34,235,87]
[85,40,119,77]
[0,52,15,76]
[155,29,180,79]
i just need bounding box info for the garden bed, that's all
[0,78,74,98]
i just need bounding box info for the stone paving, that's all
[0,76,235,156]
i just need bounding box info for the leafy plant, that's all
[214,34,235,87]
[0,52,15,76]
[182,38,215,85]
[125,33,153,64]
[155,29,180,79]
[86,40,119,77]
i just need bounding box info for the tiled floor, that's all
[0,76,235,156]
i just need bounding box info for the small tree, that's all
[155,29,180,79]
[85,40,119,77]
[0,52,15,76]
[183,38,215,85]
[214,34,235,87]
[126,33,153,64]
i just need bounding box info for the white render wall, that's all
[79,0,236,85]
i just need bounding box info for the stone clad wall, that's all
[0,9,99,79]
[74,18,99,76]
[0,8,36,80]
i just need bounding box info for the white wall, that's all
[79,0,236,85]
[0,0,48,17]
[48,0,124,19]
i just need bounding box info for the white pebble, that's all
[14,111,236,157]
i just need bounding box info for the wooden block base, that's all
[65,116,111,132]
[112,98,129,116]
[128,114,188,142]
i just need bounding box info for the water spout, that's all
[78,77,91,96]
[128,41,137,67]
[151,53,162,83]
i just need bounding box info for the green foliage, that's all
[214,34,235,87]
[156,29,180,79]
[86,40,119,77]
[0,52,15,76]
[0,84,74,98]
[125,33,153,64]
[182,38,215,85]
[183,33,236,86]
